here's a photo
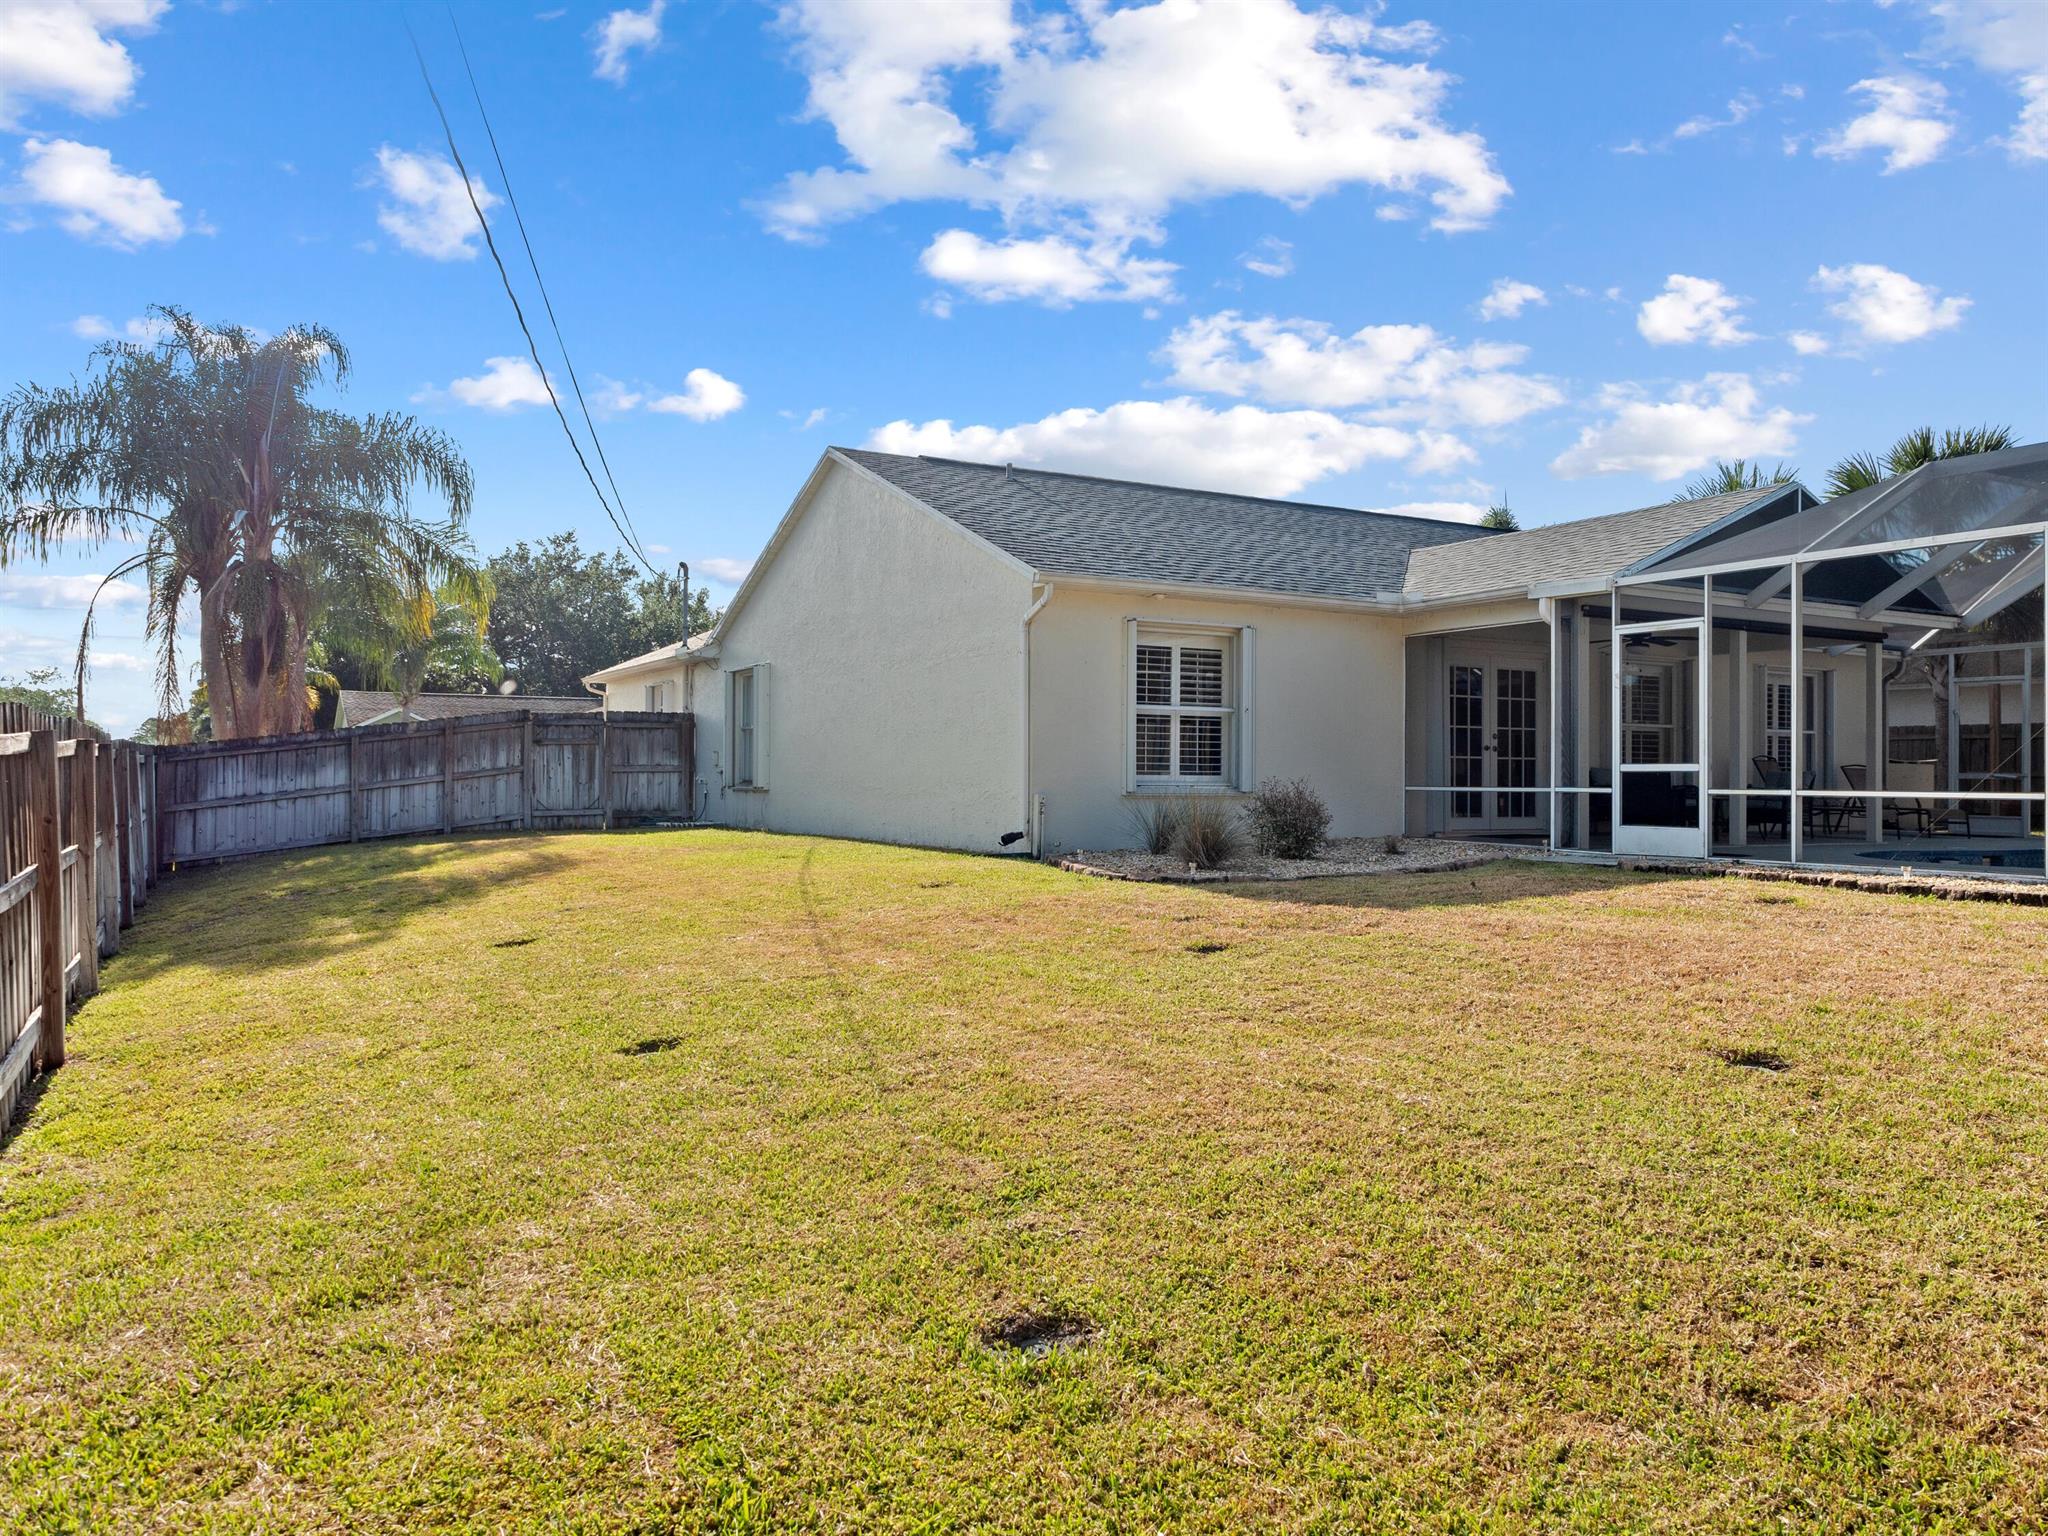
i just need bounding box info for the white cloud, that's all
[11,136,182,247]
[589,376,643,415]
[0,570,146,608]
[68,311,168,342]
[1905,0,2048,161]
[869,397,1463,499]
[0,0,165,128]
[438,356,555,412]
[1815,75,1954,172]
[919,228,1176,305]
[1635,274,1755,347]
[764,0,1509,253]
[371,146,497,261]
[1476,278,1545,321]
[592,0,665,85]
[647,368,745,421]
[1380,500,1488,523]
[1550,373,1809,481]
[1674,90,1759,138]
[696,557,754,584]
[1786,330,1831,356]
[1240,235,1293,278]
[1159,310,1564,430]
[1813,262,1970,345]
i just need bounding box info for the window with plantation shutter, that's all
[1132,628,1236,786]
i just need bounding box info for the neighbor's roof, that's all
[338,690,598,725]
[1399,484,1806,603]
[838,448,1499,603]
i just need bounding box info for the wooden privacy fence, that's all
[155,710,695,867]
[0,703,157,1129]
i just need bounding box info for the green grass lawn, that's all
[4,831,2047,1533]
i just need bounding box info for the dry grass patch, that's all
[1,830,2045,1532]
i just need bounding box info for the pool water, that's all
[1855,846,2045,871]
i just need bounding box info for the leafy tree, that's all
[1479,503,1519,531]
[0,666,96,727]
[0,307,482,739]
[1825,424,2018,497]
[484,533,714,695]
[1676,459,1799,502]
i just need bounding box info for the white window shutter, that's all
[724,669,737,779]
[1124,618,1138,793]
[753,663,770,790]
[1238,625,1255,789]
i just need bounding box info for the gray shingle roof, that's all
[838,449,1499,603]
[1399,485,1805,602]
[338,690,597,725]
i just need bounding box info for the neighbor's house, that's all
[583,445,2048,874]
[335,690,599,728]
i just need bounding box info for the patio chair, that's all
[1842,764,1932,835]
[1748,756,1789,841]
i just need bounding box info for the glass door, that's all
[1445,653,1546,836]
[1612,618,1706,857]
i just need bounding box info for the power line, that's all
[403,18,657,574]
[445,9,647,569]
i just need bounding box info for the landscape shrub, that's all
[1123,798,1184,855]
[1171,796,1244,868]
[1244,777,1332,860]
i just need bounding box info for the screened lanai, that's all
[1403,445,2047,879]
[1599,443,2048,877]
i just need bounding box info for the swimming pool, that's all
[1855,846,2045,871]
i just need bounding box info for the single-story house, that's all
[336,690,599,728]
[584,444,2048,877]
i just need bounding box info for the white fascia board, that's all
[1036,570,1406,613]
[582,644,719,686]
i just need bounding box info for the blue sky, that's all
[3,0,2043,730]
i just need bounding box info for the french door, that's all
[1445,654,1544,835]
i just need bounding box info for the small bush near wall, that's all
[1245,777,1332,860]
[1124,799,1184,855]
[1172,797,1244,868]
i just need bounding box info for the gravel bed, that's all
[1057,836,1517,883]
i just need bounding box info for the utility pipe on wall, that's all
[1018,581,1054,855]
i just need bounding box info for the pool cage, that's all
[1594,444,2048,877]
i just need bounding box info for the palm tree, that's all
[1825,424,2017,497]
[1479,503,1519,531]
[0,307,479,738]
[1675,459,1799,502]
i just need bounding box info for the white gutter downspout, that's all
[1020,580,1054,855]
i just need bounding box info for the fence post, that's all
[30,731,65,1071]
[347,730,362,842]
[598,715,611,831]
[521,713,535,830]
[95,742,118,957]
[73,738,100,995]
[440,718,456,834]
[115,743,135,931]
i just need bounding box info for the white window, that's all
[643,681,674,712]
[1621,663,1675,765]
[1132,627,1238,786]
[730,666,763,788]
[1764,671,1818,772]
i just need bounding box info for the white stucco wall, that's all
[679,456,1034,850]
[1025,584,1410,856]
